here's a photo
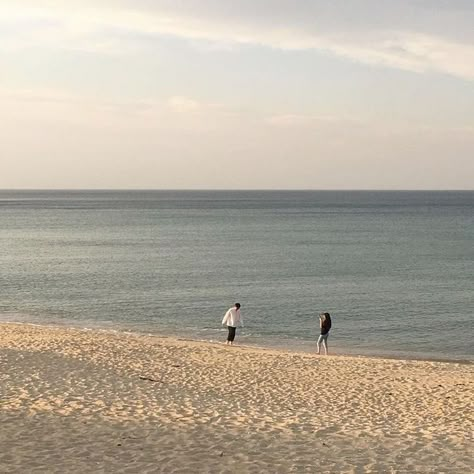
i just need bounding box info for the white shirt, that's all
[222,307,243,328]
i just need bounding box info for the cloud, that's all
[2,1,474,80]
[166,96,201,112]
[0,87,246,136]
[265,114,360,128]
[0,87,149,113]
[166,96,225,114]
[1,86,472,190]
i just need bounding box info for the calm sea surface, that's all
[0,190,472,360]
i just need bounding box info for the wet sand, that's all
[1,323,472,473]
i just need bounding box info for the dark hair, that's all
[320,312,330,322]
[235,303,241,309]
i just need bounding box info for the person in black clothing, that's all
[317,312,332,355]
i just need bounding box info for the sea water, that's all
[0,190,472,360]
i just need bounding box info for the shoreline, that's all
[1,321,473,473]
[1,319,472,366]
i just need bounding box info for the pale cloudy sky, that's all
[1,0,473,189]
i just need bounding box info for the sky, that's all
[1,0,473,189]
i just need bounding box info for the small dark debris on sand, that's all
[139,376,162,383]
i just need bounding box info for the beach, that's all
[1,323,472,473]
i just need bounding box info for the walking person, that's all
[222,303,243,345]
[317,312,332,355]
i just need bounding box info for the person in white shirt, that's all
[222,303,243,345]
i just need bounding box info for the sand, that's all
[0,323,472,473]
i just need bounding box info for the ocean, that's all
[1,190,472,361]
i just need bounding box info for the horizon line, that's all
[0,188,473,192]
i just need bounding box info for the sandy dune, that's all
[0,323,472,473]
